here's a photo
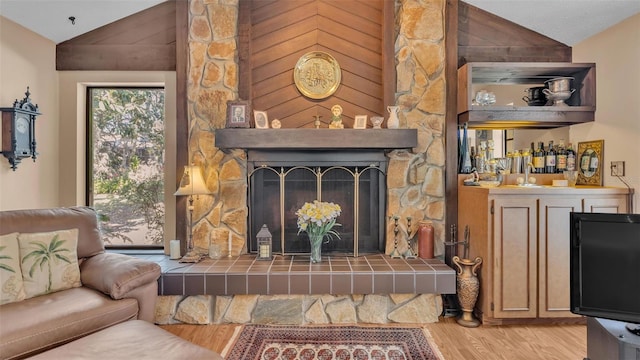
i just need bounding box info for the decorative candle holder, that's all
[256,224,273,261]
[390,216,402,259]
[403,217,417,259]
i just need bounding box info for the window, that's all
[87,87,165,248]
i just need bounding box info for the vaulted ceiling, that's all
[1,0,639,45]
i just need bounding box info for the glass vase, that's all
[309,234,324,263]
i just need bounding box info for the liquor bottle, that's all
[470,146,476,171]
[533,142,545,173]
[556,140,567,173]
[545,140,556,174]
[588,150,599,172]
[566,143,576,171]
[460,123,472,173]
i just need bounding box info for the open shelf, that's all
[458,62,596,128]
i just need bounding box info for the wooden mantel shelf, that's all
[215,129,417,150]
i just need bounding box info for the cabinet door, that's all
[583,196,627,213]
[538,197,582,318]
[492,197,537,318]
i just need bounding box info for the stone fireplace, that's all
[153,0,452,326]
[214,127,420,256]
[186,0,448,259]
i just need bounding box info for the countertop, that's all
[461,184,633,195]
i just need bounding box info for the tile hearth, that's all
[144,254,455,296]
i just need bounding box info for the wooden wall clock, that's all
[1,87,41,171]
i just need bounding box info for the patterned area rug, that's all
[222,324,444,360]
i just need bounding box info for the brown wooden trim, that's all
[215,129,417,150]
[444,0,458,265]
[56,45,176,71]
[238,1,251,101]
[383,0,395,108]
[175,0,188,254]
[459,47,571,64]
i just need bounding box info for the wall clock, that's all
[1,87,40,171]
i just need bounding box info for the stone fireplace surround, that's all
[217,128,418,256]
[153,128,456,325]
[157,0,451,325]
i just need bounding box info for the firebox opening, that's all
[248,150,388,257]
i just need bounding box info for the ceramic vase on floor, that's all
[309,234,323,263]
[452,255,483,327]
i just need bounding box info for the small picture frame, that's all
[226,100,250,128]
[353,115,367,129]
[254,110,269,129]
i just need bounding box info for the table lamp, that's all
[174,164,211,262]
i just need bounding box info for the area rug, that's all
[222,324,444,360]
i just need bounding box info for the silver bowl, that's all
[545,77,574,92]
[543,89,575,106]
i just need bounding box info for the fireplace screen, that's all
[248,151,387,256]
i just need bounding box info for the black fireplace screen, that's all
[247,150,387,256]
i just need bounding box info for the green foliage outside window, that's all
[91,88,165,245]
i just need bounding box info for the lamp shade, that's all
[174,165,210,196]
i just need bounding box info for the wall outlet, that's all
[611,161,625,176]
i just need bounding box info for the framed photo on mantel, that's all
[226,100,250,128]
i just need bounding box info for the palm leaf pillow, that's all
[18,229,81,298]
[0,232,26,304]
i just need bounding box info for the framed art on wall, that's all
[576,139,604,186]
[226,100,250,128]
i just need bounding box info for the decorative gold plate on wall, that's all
[293,51,341,100]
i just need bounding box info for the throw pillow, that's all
[18,229,82,298]
[0,232,27,305]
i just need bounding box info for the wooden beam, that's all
[444,0,458,265]
[56,44,176,71]
[175,0,188,254]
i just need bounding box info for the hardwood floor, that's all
[160,316,587,360]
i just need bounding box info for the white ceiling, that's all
[1,0,639,45]
[0,0,167,44]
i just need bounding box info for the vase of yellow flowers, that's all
[296,200,341,263]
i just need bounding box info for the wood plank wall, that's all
[239,0,393,128]
[457,2,571,65]
[56,1,177,71]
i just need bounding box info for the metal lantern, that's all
[256,224,272,261]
